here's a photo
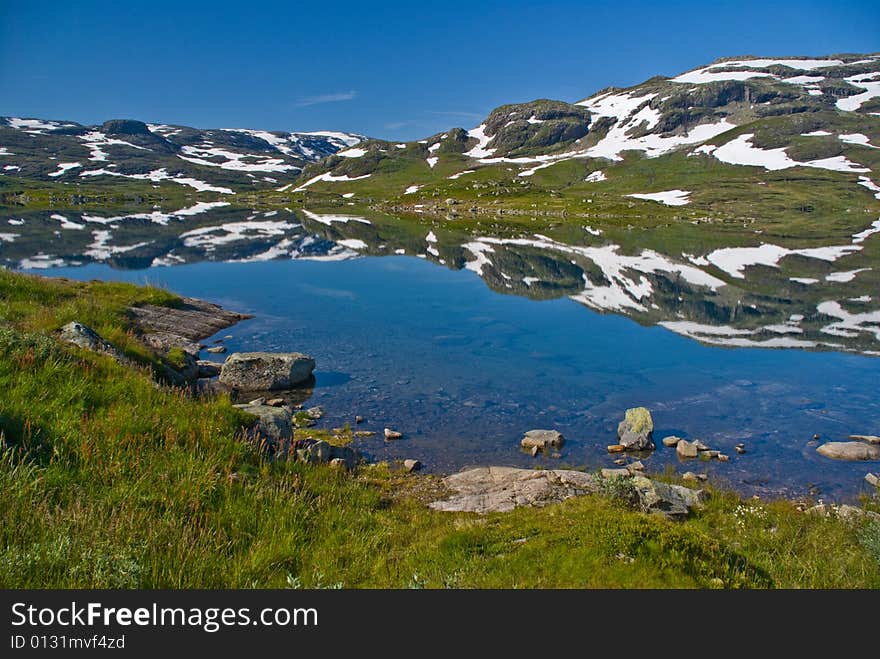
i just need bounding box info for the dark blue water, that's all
[36,256,880,501]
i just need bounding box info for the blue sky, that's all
[1,1,877,141]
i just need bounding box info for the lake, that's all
[6,205,880,501]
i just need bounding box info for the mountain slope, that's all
[0,117,362,194]
[287,53,880,213]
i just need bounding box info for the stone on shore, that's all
[601,468,632,479]
[662,435,682,447]
[816,441,880,461]
[865,473,879,488]
[630,475,708,519]
[233,402,293,452]
[59,321,124,360]
[617,407,654,450]
[196,360,221,378]
[520,429,565,452]
[428,467,599,513]
[219,352,315,391]
[206,346,226,354]
[403,459,422,473]
[428,467,708,519]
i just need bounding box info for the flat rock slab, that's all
[429,467,599,513]
[816,442,880,461]
[521,429,565,450]
[130,297,251,355]
[220,352,315,391]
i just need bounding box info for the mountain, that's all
[0,117,362,193]
[290,53,880,218]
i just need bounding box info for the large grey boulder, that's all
[816,442,880,461]
[630,476,709,519]
[520,429,565,451]
[220,352,315,391]
[429,467,599,513]
[617,407,655,450]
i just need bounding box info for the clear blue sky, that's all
[1,1,877,141]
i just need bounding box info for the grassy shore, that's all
[0,270,878,588]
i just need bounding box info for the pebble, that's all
[607,444,626,453]
[355,415,365,424]
[403,459,422,473]
[384,428,403,440]
[662,436,682,447]
[718,454,730,462]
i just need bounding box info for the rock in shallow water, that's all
[617,407,654,450]
[219,352,315,391]
[816,442,880,461]
[520,429,565,451]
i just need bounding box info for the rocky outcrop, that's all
[520,429,565,452]
[129,297,250,357]
[816,442,880,461]
[429,466,708,518]
[617,407,655,450]
[429,467,599,513]
[219,352,315,391]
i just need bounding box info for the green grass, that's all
[0,270,878,588]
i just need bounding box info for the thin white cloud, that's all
[295,90,358,107]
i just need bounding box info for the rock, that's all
[403,459,422,473]
[233,403,293,453]
[662,435,682,447]
[816,442,880,461]
[813,434,821,440]
[206,346,226,354]
[59,321,124,360]
[355,415,365,424]
[384,428,403,440]
[529,445,539,457]
[676,439,699,459]
[735,444,746,455]
[718,454,730,462]
[865,473,879,488]
[700,450,720,459]
[196,360,221,378]
[693,440,710,451]
[601,468,632,479]
[293,438,360,469]
[248,397,266,406]
[850,434,880,445]
[428,467,600,513]
[329,458,348,469]
[305,406,324,420]
[616,407,654,451]
[630,475,709,519]
[266,398,285,407]
[354,430,376,437]
[627,460,645,472]
[613,458,627,466]
[607,444,626,453]
[520,429,565,451]
[219,352,315,391]
[838,505,880,523]
[682,471,699,482]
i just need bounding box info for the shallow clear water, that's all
[36,255,880,502]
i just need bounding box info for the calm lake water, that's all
[34,254,880,502]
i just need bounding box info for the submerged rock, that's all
[520,429,565,451]
[219,352,315,391]
[617,407,654,450]
[816,442,880,461]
